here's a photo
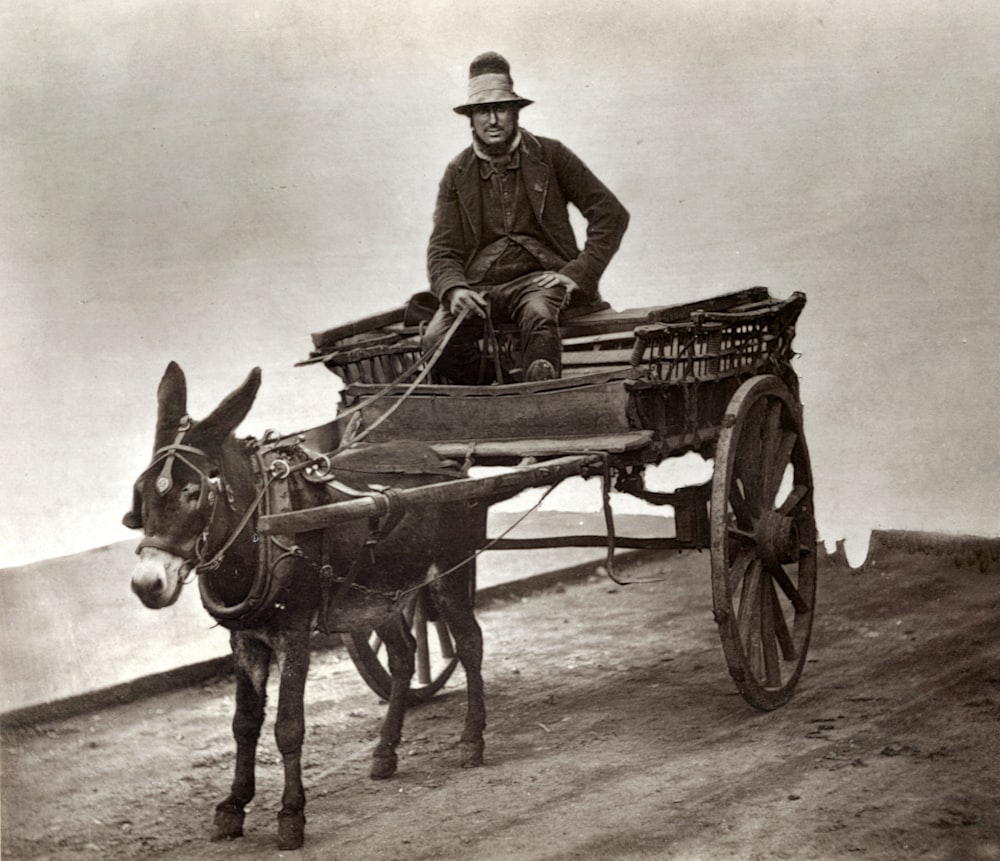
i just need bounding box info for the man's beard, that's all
[475,124,518,157]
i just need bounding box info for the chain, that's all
[277,482,563,605]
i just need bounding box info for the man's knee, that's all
[518,300,561,341]
[422,308,454,349]
[517,282,565,326]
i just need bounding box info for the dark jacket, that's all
[427,129,629,309]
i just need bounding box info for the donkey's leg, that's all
[272,629,311,851]
[434,561,486,767]
[213,632,271,841]
[370,614,415,779]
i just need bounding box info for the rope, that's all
[597,457,665,586]
[337,307,472,449]
[249,307,474,457]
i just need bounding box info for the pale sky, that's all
[2,0,998,568]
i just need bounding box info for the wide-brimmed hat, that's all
[453,52,534,115]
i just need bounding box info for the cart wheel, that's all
[342,579,469,705]
[711,375,816,710]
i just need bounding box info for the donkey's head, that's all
[127,362,261,609]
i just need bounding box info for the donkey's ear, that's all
[155,362,188,446]
[122,483,143,529]
[197,367,262,442]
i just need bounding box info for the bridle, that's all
[132,416,243,575]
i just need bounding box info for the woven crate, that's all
[624,293,806,453]
[629,293,804,384]
[321,336,450,385]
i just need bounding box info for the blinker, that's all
[153,416,192,496]
[126,415,219,530]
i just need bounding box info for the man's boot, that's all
[523,330,562,381]
[525,359,557,381]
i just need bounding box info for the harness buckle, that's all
[269,459,291,480]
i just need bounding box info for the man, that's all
[424,52,629,384]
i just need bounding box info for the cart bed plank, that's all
[429,430,655,459]
[348,376,634,444]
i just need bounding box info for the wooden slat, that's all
[352,378,633,443]
[306,287,775,359]
[343,368,630,400]
[429,430,654,459]
[560,286,772,338]
[561,348,635,366]
[311,309,405,351]
[563,331,636,347]
[562,365,633,377]
[489,535,698,551]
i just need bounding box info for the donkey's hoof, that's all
[277,809,305,851]
[370,752,398,780]
[211,806,245,841]
[460,739,485,768]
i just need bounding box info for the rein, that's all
[133,305,640,624]
[335,307,471,448]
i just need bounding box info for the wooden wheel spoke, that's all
[760,578,782,687]
[413,601,431,685]
[733,442,764,511]
[735,408,765,506]
[759,400,783,500]
[766,560,810,615]
[729,482,755,529]
[737,559,763,648]
[343,583,466,703]
[728,525,755,540]
[765,429,798,504]
[402,600,416,626]
[769,580,797,662]
[735,457,763,510]
[778,483,810,517]
[434,618,455,659]
[727,549,755,594]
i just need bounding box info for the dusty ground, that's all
[3,549,999,861]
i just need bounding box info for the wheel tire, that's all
[342,582,465,705]
[710,375,817,710]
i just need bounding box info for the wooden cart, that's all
[265,286,815,711]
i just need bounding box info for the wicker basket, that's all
[624,295,805,453]
[320,336,448,385]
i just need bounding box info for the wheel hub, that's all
[754,509,800,568]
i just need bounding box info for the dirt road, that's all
[3,549,998,860]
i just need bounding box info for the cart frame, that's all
[286,287,816,710]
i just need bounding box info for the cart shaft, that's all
[256,453,604,535]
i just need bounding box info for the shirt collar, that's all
[473,130,522,178]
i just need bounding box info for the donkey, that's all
[127,362,488,850]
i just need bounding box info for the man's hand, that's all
[446,287,489,318]
[530,271,580,308]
